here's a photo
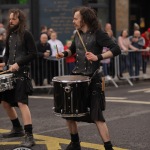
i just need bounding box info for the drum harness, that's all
[90,67,105,93]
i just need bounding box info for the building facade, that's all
[0,0,149,43]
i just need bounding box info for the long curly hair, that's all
[6,9,26,42]
[73,6,101,32]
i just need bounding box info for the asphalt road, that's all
[0,80,150,150]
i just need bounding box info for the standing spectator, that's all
[118,29,138,77]
[106,30,117,78]
[0,28,6,57]
[47,27,54,40]
[40,25,48,34]
[48,31,64,77]
[141,28,150,79]
[101,47,111,80]
[48,31,64,56]
[104,23,112,32]
[64,40,76,75]
[0,23,4,28]
[129,30,145,78]
[33,33,52,86]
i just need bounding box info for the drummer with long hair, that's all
[56,6,121,150]
[0,9,37,148]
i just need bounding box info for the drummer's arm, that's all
[56,49,72,58]
[56,40,75,58]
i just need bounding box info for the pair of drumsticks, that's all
[55,30,92,63]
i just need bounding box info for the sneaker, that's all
[20,133,35,148]
[106,75,111,80]
[143,73,148,79]
[66,142,81,150]
[104,147,114,150]
[2,126,25,138]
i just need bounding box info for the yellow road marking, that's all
[0,129,128,150]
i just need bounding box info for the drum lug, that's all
[64,85,71,93]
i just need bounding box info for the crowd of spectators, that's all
[104,23,150,81]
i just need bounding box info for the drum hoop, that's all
[52,75,90,83]
[54,112,90,117]
[0,73,13,79]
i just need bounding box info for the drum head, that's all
[52,75,90,83]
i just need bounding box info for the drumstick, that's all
[0,70,10,75]
[76,30,92,63]
[76,30,87,52]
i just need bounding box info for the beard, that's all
[9,24,19,32]
[74,21,85,30]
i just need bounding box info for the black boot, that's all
[2,126,25,138]
[66,142,81,150]
[104,141,114,150]
[20,133,35,148]
[104,147,114,150]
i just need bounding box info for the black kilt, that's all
[0,69,31,107]
[65,73,106,123]
[0,78,28,107]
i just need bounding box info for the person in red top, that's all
[64,40,76,74]
[141,28,150,78]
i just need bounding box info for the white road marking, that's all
[29,96,150,105]
[106,99,150,105]
[128,88,150,93]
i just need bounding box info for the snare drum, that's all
[52,75,90,117]
[0,73,14,92]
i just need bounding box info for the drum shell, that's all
[52,75,90,117]
[0,74,14,92]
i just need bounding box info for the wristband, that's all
[97,54,103,61]
[62,51,68,57]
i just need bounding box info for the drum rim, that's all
[0,73,13,78]
[52,75,90,83]
[54,112,90,117]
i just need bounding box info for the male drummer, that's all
[56,6,121,150]
[0,9,37,148]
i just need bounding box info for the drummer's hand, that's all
[56,52,64,59]
[85,52,98,61]
[9,63,19,72]
[0,63,5,71]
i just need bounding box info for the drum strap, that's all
[90,67,105,92]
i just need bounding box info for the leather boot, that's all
[66,142,81,150]
[2,126,25,138]
[20,133,35,148]
[104,145,114,150]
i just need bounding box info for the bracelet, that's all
[97,54,103,61]
[62,51,68,57]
